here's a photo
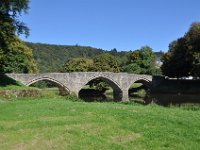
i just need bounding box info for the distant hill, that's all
[25,42,163,73]
[25,42,130,73]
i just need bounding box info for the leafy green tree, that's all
[140,46,156,73]
[93,54,120,72]
[122,46,156,75]
[161,39,191,77]
[0,0,29,37]
[0,0,38,73]
[185,23,200,76]
[62,58,93,72]
[0,0,29,49]
[0,36,38,73]
[161,22,200,77]
[122,63,142,74]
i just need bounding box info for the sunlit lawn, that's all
[0,97,200,150]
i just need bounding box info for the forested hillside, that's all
[25,42,162,73]
[25,42,130,72]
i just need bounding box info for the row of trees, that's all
[62,47,158,75]
[62,54,120,73]
[26,42,164,74]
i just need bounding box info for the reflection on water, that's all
[79,89,113,102]
[80,94,114,102]
[79,88,148,103]
[151,93,200,106]
[79,88,200,106]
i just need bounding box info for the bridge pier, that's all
[121,89,129,102]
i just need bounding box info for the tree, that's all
[0,0,29,37]
[121,63,142,74]
[161,39,192,77]
[110,48,118,56]
[185,23,200,76]
[62,58,93,72]
[122,46,156,75]
[93,54,120,72]
[161,22,200,77]
[0,36,37,73]
[0,0,38,73]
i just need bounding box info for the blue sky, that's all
[20,0,200,52]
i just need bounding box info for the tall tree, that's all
[161,22,200,77]
[0,36,37,73]
[0,0,29,37]
[0,0,37,73]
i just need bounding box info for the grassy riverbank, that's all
[0,97,200,150]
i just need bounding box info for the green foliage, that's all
[122,46,157,75]
[0,0,37,73]
[122,63,142,74]
[26,42,106,72]
[25,42,135,73]
[93,53,120,72]
[162,22,200,77]
[25,42,161,74]
[0,0,30,36]
[0,0,29,53]
[61,50,121,73]
[62,58,93,72]
[0,37,38,73]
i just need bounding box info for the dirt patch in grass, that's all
[14,143,25,150]
[110,133,141,144]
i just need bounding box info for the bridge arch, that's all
[78,76,123,101]
[27,77,70,96]
[128,77,152,103]
[128,77,152,89]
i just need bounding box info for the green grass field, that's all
[0,97,200,150]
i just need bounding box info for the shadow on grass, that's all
[0,74,19,87]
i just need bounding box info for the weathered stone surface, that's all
[7,72,152,101]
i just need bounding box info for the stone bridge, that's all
[7,72,152,101]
